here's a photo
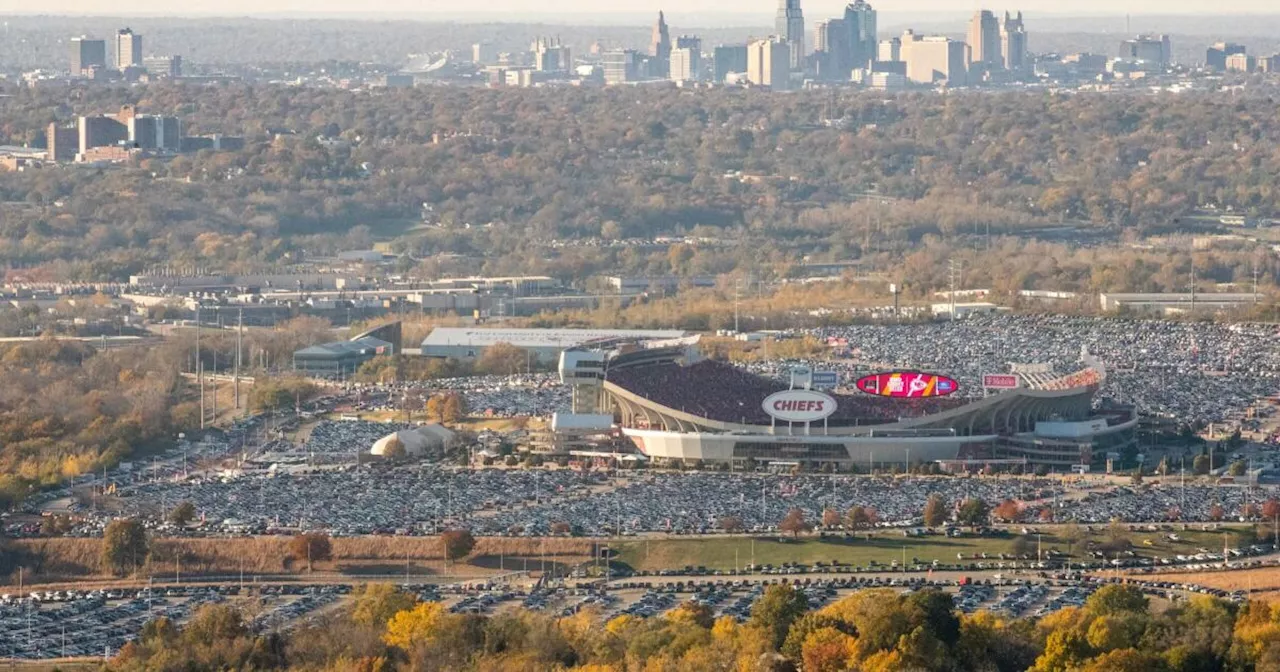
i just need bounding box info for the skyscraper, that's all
[999,12,1027,70]
[775,0,805,71]
[603,49,640,84]
[815,19,849,80]
[115,28,142,70]
[713,44,750,83]
[1119,35,1171,65]
[844,0,878,72]
[748,37,792,89]
[901,31,968,86]
[966,10,1001,69]
[651,11,672,78]
[1206,42,1245,70]
[70,36,107,76]
[670,36,702,81]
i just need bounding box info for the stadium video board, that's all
[855,371,959,398]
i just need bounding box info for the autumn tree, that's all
[845,505,877,531]
[384,602,446,650]
[779,508,812,537]
[102,518,149,576]
[289,533,333,572]
[993,499,1021,523]
[381,436,407,460]
[719,515,745,533]
[750,584,809,650]
[441,529,476,562]
[923,494,948,528]
[821,507,841,529]
[351,583,418,628]
[476,342,529,376]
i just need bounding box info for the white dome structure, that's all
[371,424,457,457]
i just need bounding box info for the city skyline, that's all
[5,1,1280,16]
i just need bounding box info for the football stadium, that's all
[559,337,1138,470]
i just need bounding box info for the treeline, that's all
[0,339,195,507]
[105,582,1280,672]
[4,86,1280,282]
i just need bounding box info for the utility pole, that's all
[948,259,961,321]
[1190,262,1197,314]
[196,305,204,429]
[1254,262,1261,305]
[235,308,243,410]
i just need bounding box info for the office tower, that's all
[602,49,639,84]
[999,12,1027,70]
[1225,53,1257,72]
[47,123,78,162]
[1119,35,1171,64]
[878,37,901,63]
[748,37,791,90]
[532,37,570,72]
[128,114,181,150]
[651,11,671,78]
[115,28,142,69]
[815,19,849,80]
[670,47,701,81]
[775,0,805,70]
[845,0,877,71]
[472,43,499,65]
[713,44,749,83]
[142,55,182,77]
[78,115,128,156]
[901,32,968,86]
[675,35,701,51]
[1206,42,1246,70]
[70,37,107,76]
[967,10,1001,69]
[669,36,701,81]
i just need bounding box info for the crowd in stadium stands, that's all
[737,314,1280,427]
[606,360,964,427]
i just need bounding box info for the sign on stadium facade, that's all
[811,371,839,389]
[762,390,838,423]
[854,372,959,398]
[982,374,1021,390]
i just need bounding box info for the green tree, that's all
[958,499,991,527]
[101,518,149,576]
[168,501,197,527]
[750,584,809,650]
[1193,454,1211,475]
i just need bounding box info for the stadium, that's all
[559,337,1138,470]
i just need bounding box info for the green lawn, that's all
[611,527,1255,572]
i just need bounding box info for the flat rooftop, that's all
[421,327,687,349]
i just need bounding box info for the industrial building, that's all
[1099,293,1258,314]
[293,336,394,376]
[420,327,687,364]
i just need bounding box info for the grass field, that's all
[1146,567,1280,601]
[612,527,1257,573]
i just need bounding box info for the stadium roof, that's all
[421,327,687,349]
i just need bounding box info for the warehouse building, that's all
[420,327,687,365]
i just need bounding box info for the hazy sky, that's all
[2,0,1278,17]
